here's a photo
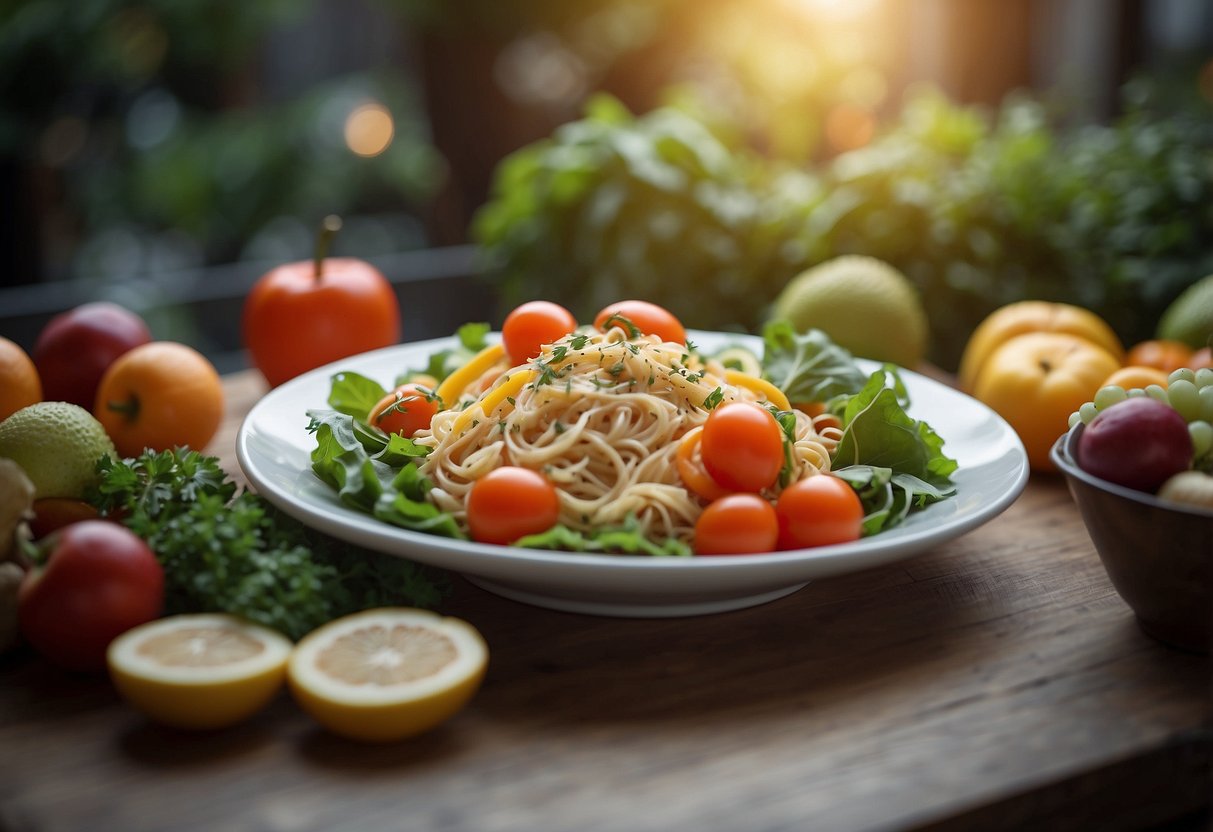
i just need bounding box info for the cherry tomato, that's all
[694,494,779,555]
[502,301,577,365]
[594,300,686,345]
[675,427,732,502]
[700,402,784,493]
[467,467,561,545]
[368,383,440,437]
[18,520,164,672]
[775,475,864,550]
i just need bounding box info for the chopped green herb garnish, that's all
[601,313,642,338]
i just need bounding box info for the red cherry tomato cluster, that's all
[500,297,687,368]
[688,401,864,555]
[465,299,864,556]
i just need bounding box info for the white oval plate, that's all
[237,331,1029,617]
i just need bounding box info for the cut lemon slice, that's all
[107,614,292,730]
[287,608,488,743]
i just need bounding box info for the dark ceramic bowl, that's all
[1051,423,1213,654]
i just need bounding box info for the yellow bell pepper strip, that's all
[723,370,791,412]
[450,369,537,435]
[434,343,506,409]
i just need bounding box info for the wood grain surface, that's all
[1,371,1209,832]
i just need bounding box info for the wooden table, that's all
[2,370,1210,832]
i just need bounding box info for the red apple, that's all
[1077,397,1193,493]
[18,521,164,672]
[242,216,400,387]
[33,302,151,409]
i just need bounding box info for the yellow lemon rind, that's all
[287,607,488,743]
[107,613,292,730]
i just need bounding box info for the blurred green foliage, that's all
[474,79,1213,370]
[473,93,812,332]
[801,81,1213,368]
[1,0,441,279]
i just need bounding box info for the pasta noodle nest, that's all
[416,327,840,544]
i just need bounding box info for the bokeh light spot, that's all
[495,33,587,107]
[344,102,395,157]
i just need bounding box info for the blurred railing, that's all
[0,245,498,375]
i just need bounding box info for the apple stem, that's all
[314,215,343,281]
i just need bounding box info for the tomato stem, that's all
[314,215,342,281]
[106,394,141,423]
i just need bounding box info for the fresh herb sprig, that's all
[89,449,449,640]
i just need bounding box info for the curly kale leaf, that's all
[89,448,449,640]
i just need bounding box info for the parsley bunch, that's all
[89,449,449,640]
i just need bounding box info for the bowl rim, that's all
[1050,422,1213,519]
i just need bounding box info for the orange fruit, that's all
[958,301,1124,393]
[973,331,1121,471]
[1125,339,1193,374]
[0,337,42,421]
[1189,347,1213,370]
[94,342,224,458]
[1101,365,1170,392]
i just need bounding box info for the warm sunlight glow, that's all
[343,102,395,157]
[839,67,888,108]
[781,0,880,21]
[825,103,876,152]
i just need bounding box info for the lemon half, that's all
[287,608,488,743]
[107,614,292,730]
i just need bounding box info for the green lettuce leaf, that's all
[327,372,387,420]
[515,517,692,557]
[307,410,462,538]
[832,369,958,489]
[761,321,869,405]
[832,464,954,535]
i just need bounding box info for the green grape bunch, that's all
[1070,367,1213,472]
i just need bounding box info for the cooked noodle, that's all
[416,326,836,544]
